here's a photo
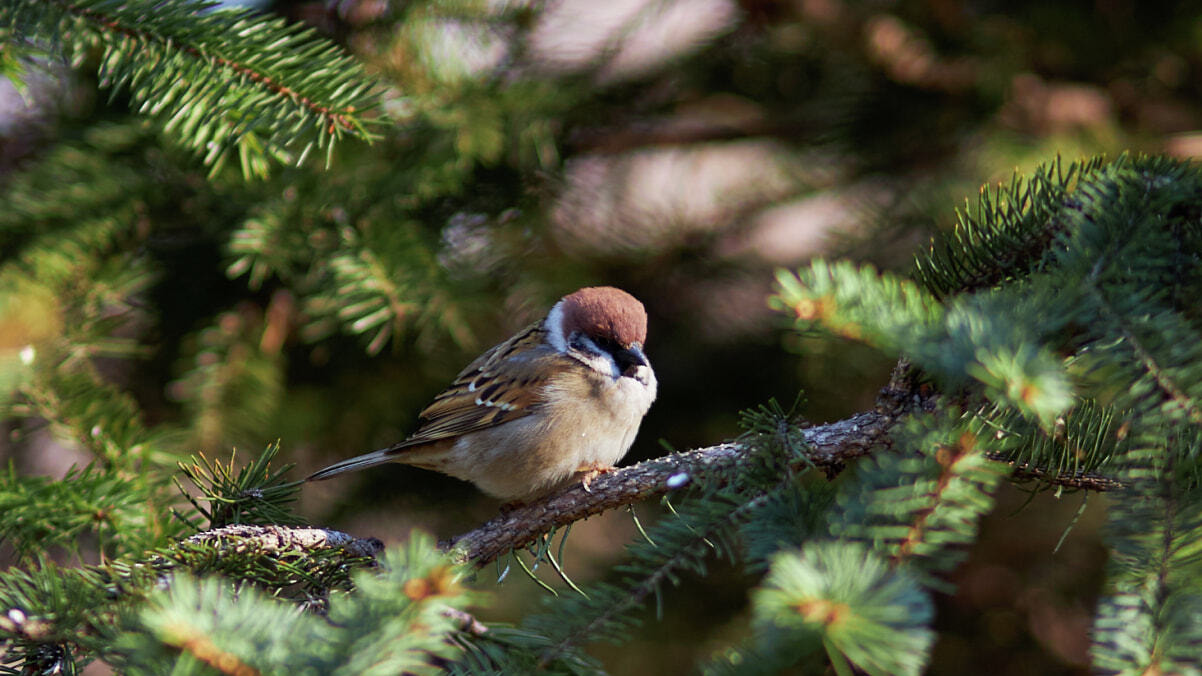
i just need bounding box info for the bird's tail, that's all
[306,447,401,482]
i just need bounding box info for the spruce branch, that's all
[1091,286,1202,426]
[521,396,831,668]
[830,413,1011,591]
[445,407,897,567]
[888,433,1002,569]
[972,398,1127,491]
[534,490,772,667]
[110,536,473,675]
[745,542,935,676]
[1001,461,1123,491]
[183,524,384,560]
[1091,432,1202,673]
[774,262,1075,425]
[3,0,381,176]
[174,444,303,529]
[437,412,1121,623]
[0,525,381,671]
[911,156,1107,299]
[446,363,1129,567]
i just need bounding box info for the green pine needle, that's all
[3,0,382,177]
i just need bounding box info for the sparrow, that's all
[307,286,657,501]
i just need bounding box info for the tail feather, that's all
[306,448,400,482]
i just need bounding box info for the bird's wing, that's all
[306,321,571,481]
[390,321,568,449]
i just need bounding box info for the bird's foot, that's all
[573,464,615,493]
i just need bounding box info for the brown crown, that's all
[559,286,647,347]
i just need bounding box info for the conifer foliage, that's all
[3,0,380,177]
[3,1,1202,674]
[772,155,1202,675]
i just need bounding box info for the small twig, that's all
[998,458,1125,492]
[442,608,489,636]
[1091,287,1202,424]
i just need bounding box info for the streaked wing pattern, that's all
[385,321,562,450]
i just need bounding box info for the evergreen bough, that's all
[3,1,1202,673]
[2,0,381,178]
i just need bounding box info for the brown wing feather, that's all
[385,321,565,451]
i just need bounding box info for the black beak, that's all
[613,343,649,377]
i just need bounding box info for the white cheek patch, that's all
[603,353,620,379]
[544,301,568,353]
[579,336,619,379]
[562,331,620,379]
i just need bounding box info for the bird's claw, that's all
[574,464,614,493]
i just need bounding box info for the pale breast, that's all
[436,365,656,500]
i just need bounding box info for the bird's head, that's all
[546,286,651,382]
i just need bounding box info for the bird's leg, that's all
[573,463,615,493]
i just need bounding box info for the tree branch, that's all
[57,0,359,130]
[185,524,384,559]
[1001,461,1124,492]
[177,406,1124,573]
[191,367,1117,570]
[445,408,898,567]
[442,363,1126,566]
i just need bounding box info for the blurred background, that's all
[2,0,1199,673]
